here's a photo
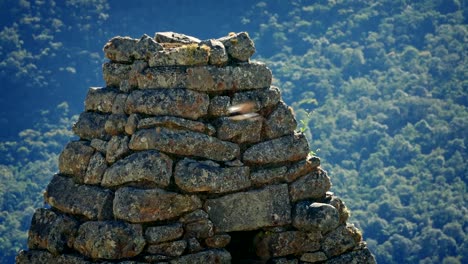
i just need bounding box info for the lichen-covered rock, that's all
[322,224,362,258]
[111,93,128,114]
[170,249,231,264]
[329,196,350,224]
[105,135,129,163]
[155,32,201,44]
[84,152,107,185]
[149,43,210,66]
[214,116,263,144]
[104,114,127,135]
[174,158,250,193]
[232,86,281,112]
[85,87,118,113]
[129,127,240,161]
[102,150,172,188]
[301,251,328,263]
[264,102,297,139]
[136,66,187,89]
[73,221,145,259]
[255,231,321,258]
[125,113,140,135]
[145,223,184,244]
[201,39,228,65]
[73,112,108,140]
[125,89,209,120]
[325,247,376,264]
[58,141,95,182]
[16,250,92,264]
[218,32,255,61]
[90,138,108,154]
[114,187,202,223]
[138,116,215,135]
[146,240,187,257]
[181,211,215,239]
[208,96,231,117]
[270,258,299,264]
[103,34,163,62]
[285,155,321,182]
[44,175,114,220]
[102,62,132,88]
[186,62,272,92]
[250,166,288,186]
[205,184,291,232]
[243,133,309,165]
[205,234,231,248]
[293,202,340,234]
[289,168,331,201]
[27,209,79,255]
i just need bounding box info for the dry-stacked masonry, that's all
[16,32,376,264]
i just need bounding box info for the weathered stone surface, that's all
[84,152,107,185]
[149,43,210,66]
[243,133,309,165]
[270,258,299,264]
[201,39,228,65]
[147,240,187,257]
[16,250,92,264]
[208,96,231,117]
[73,221,145,259]
[264,101,297,139]
[44,175,114,220]
[114,187,202,223]
[325,247,376,264]
[184,218,214,239]
[129,127,240,161]
[285,155,321,182]
[250,166,288,186]
[232,86,281,112]
[218,32,255,61]
[329,196,350,224]
[155,32,201,44]
[90,138,108,154]
[105,135,129,163]
[186,237,204,253]
[111,93,128,114]
[289,168,331,202]
[174,158,250,193]
[136,66,186,89]
[255,231,321,258]
[105,114,127,135]
[102,62,132,88]
[141,255,171,263]
[125,113,140,135]
[179,209,209,223]
[293,202,339,234]
[215,116,263,144]
[170,249,231,264]
[125,89,209,120]
[73,112,108,140]
[104,35,163,62]
[138,116,215,135]
[186,62,272,92]
[59,141,95,182]
[145,223,184,244]
[27,209,79,255]
[205,234,231,248]
[301,251,328,263]
[102,150,172,188]
[322,224,362,258]
[85,87,118,113]
[205,184,291,232]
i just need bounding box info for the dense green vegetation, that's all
[0,0,466,263]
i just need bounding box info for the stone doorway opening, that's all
[226,230,262,263]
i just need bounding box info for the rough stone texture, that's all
[147,240,187,257]
[208,96,231,117]
[205,234,231,248]
[103,35,163,62]
[125,113,140,135]
[301,251,328,263]
[325,248,376,264]
[129,127,240,162]
[270,258,299,264]
[205,184,291,232]
[255,231,321,258]
[293,202,340,234]
[250,166,288,186]
[232,86,281,112]
[84,152,107,185]
[105,135,129,163]
[264,101,297,139]
[104,114,127,135]
[322,224,362,258]
[138,116,215,135]
[329,196,350,225]
[218,32,255,61]
[27,209,79,255]
[102,62,132,88]
[215,116,263,144]
[155,32,201,44]
[170,249,231,264]
[125,89,209,120]
[44,175,114,220]
[73,112,108,140]
[184,218,214,239]
[111,93,128,114]
[243,133,310,165]
[201,39,228,65]
[73,221,145,259]
[114,187,202,223]
[136,66,186,89]
[58,141,95,182]
[285,155,321,182]
[149,43,210,66]
[289,168,331,202]
[186,63,272,92]
[145,223,184,244]
[85,87,118,113]
[174,158,250,193]
[90,138,108,154]
[16,250,92,264]
[186,237,204,253]
[102,150,172,188]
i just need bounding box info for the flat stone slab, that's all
[73,221,146,259]
[125,89,209,120]
[102,150,173,188]
[58,141,95,182]
[243,133,310,165]
[293,202,340,234]
[84,87,119,113]
[170,249,231,264]
[145,223,184,244]
[44,175,114,220]
[129,127,240,161]
[104,34,163,62]
[114,187,202,223]
[149,43,210,66]
[205,184,291,232]
[255,231,321,258]
[73,112,109,140]
[138,116,215,135]
[289,168,331,201]
[174,158,251,194]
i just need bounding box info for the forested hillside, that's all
[0,0,466,263]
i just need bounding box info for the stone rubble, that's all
[17,31,376,264]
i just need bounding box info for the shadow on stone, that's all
[226,231,262,264]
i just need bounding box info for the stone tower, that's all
[16,32,376,264]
